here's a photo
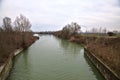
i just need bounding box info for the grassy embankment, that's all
[54,31,120,77]
[0,32,38,66]
[0,15,39,67]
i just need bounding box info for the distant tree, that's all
[2,17,13,32]
[91,28,97,33]
[61,22,81,38]
[90,27,107,34]
[99,27,102,33]
[71,22,81,35]
[0,27,3,32]
[62,22,80,35]
[107,32,116,36]
[113,30,119,34]
[102,28,107,33]
[14,14,31,32]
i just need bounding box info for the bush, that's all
[107,32,116,36]
[0,15,34,65]
[61,22,81,39]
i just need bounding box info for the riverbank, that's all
[8,35,105,80]
[70,35,120,78]
[0,49,23,80]
[0,35,39,80]
[54,32,120,80]
[71,36,120,80]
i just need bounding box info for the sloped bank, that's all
[0,55,13,80]
[54,31,120,80]
[70,36,120,80]
[84,48,119,80]
[0,36,39,80]
[0,49,22,80]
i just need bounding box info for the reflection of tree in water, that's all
[84,52,105,80]
[59,38,83,55]
[22,49,32,79]
[60,39,69,50]
[22,49,30,66]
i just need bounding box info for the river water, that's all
[7,35,105,80]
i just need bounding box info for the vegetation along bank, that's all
[0,15,39,80]
[53,22,120,80]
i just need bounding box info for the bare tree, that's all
[62,22,81,38]
[14,14,31,32]
[63,22,80,35]
[13,14,32,48]
[91,28,97,33]
[0,27,3,32]
[99,27,102,33]
[2,17,13,32]
[90,27,107,33]
[102,28,107,33]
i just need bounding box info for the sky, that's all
[0,0,120,31]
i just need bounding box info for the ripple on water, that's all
[8,35,105,80]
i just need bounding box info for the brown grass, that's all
[0,32,37,66]
[54,31,120,77]
[85,37,120,77]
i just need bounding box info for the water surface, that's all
[8,35,105,80]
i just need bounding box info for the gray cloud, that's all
[117,0,120,6]
[0,0,120,31]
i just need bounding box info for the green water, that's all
[8,35,105,80]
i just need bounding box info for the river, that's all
[7,35,105,80]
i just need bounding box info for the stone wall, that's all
[0,55,13,80]
[0,49,23,80]
[0,37,38,80]
[84,48,120,80]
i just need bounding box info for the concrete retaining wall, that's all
[0,55,13,80]
[0,49,23,80]
[84,48,120,80]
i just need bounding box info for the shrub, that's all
[107,32,116,36]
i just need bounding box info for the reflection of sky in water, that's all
[8,35,105,80]
[0,0,120,31]
[59,39,83,55]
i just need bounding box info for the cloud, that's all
[0,0,120,31]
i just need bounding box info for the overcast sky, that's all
[0,0,120,31]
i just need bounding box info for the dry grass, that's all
[0,32,37,66]
[86,37,120,77]
[54,31,120,76]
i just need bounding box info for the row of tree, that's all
[86,27,107,33]
[61,22,81,39]
[0,15,34,65]
[55,22,119,38]
[0,14,31,32]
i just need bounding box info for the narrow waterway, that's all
[8,35,105,80]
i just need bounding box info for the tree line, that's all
[0,15,36,65]
[0,14,31,32]
[55,22,81,39]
